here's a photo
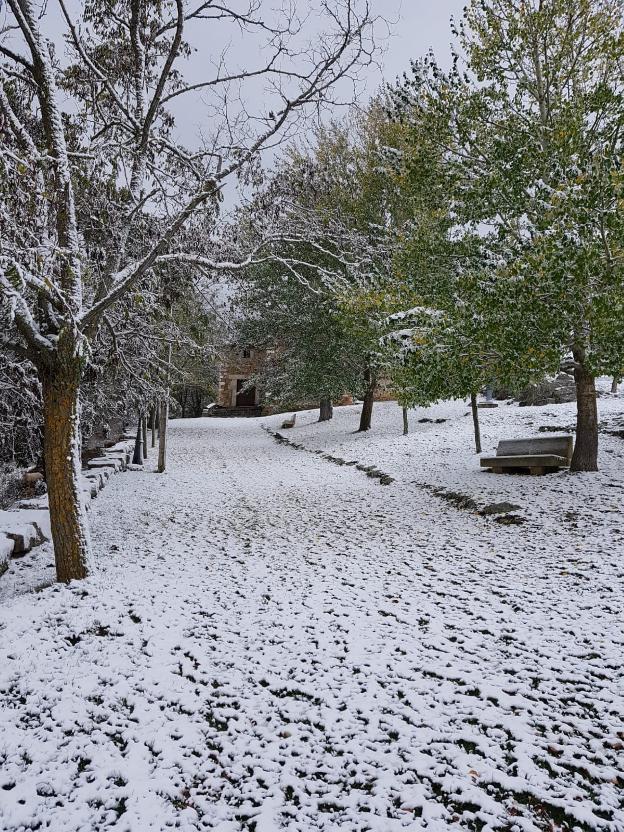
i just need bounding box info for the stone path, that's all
[0,417,622,831]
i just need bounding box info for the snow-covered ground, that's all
[1,393,623,832]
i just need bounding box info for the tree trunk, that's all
[611,377,619,394]
[402,406,409,436]
[132,414,143,465]
[319,398,333,422]
[470,392,482,454]
[157,398,169,473]
[571,360,598,472]
[358,368,376,432]
[41,366,92,582]
[141,412,148,459]
[150,406,156,447]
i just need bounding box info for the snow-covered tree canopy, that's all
[230,103,412,414]
[0,0,381,581]
[0,0,380,361]
[387,0,624,470]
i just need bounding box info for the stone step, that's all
[204,406,263,418]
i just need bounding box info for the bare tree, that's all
[0,0,379,581]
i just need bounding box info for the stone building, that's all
[207,346,269,416]
[206,343,389,417]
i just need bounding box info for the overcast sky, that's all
[171,0,467,160]
[32,0,466,135]
[23,0,467,201]
[372,0,465,86]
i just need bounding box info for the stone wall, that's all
[217,348,268,408]
[518,374,577,407]
[0,437,136,580]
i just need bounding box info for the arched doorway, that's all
[235,380,257,407]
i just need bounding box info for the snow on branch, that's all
[0,262,55,358]
[1,0,383,369]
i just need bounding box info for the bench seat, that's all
[480,435,573,475]
[480,454,569,470]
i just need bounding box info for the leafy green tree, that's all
[234,103,409,430]
[236,263,367,418]
[374,89,495,449]
[392,0,624,471]
[279,103,410,429]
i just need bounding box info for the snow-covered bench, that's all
[480,436,573,475]
[281,413,297,429]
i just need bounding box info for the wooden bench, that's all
[281,413,297,429]
[480,435,573,475]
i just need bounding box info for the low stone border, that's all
[414,481,527,524]
[264,427,395,486]
[264,426,531,518]
[0,435,137,578]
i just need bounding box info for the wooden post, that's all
[141,412,148,459]
[470,393,482,454]
[157,343,173,473]
[157,398,168,473]
[132,413,143,465]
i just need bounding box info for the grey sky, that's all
[26,0,466,197]
[172,0,467,167]
[35,1,465,132]
[373,0,465,84]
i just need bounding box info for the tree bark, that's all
[41,363,92,582]
[150,406,156,447]
[141,412,148,459]
[611,377,619,394]
[132,414,143,465]
[319,398,333,422]
[571,359,598,472]
[358,368,376,432]
[470,392,482,454]
[402,406,409,436]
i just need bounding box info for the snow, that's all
[0,509,51,542]
[0,510,48,558]
[0,535,12,571]
[0,394,623,831]
[0,440,135,593]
